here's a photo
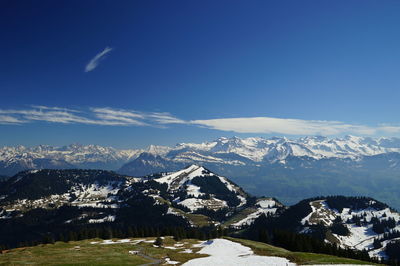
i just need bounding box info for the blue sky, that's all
[1,0,400,148]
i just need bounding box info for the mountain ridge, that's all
[3,136,400,210]
[3,135,400,177]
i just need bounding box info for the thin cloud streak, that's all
[0,115,26,125]
[91,107,148,126]
[84,47,113,72]
[148,112,186,124]
[1,106,400,136]
[0,106,183,127]
[377,125,400,134]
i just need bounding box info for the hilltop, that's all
[0,236,377,266]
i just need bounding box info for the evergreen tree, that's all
[154,236,163,247]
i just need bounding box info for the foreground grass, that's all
[226,237,379,265]
[0,237,206,266]
[0,236,380,265]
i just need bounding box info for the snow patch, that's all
[183,238,295,266]
[179,198,227,212]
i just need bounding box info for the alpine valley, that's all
[2,135,400,209]
[0,164,400,263]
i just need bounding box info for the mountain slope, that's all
[0,144,142,175]
[3,135,400,177]
[153,165,248,212]
[247,196,400,261]
[0,169,189,247]
[118,152,184,177]
[118,136,400,210]
[3,136,400,210]
[0,166,265,247]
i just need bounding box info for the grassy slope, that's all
[226,237,379,265]
[223,206,258,226]
[0,236,380,265]
[155,196,212,227]
[0,237,206,266]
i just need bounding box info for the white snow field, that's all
[182,238,295,266]
[183,238,374,266]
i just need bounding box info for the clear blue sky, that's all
[1,0,400,148]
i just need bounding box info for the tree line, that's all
[0,224,228,252]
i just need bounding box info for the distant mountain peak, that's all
[2,136,400,176]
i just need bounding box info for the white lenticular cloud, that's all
[84,47,113,72]
[191,117,380,136]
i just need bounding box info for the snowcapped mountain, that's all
[119,135,400,176]
[0,165,259,235]
[0,169,137,214]
[2,135,400,177]
[153,165,248,212]
[0,144,142,176]
[297,197,400,260]
[116,136,400,211]
[161,135,400,162]
[0,164,282,240]
[118,152,184,177]
[247,195,400,260]
[3,136,400,211]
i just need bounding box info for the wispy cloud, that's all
[1,106,400,136]
[0,115,26,125]
[190,117,378,135]
[84,47,113,72]
[148,112,186,124]
[91,107,148,126]
[0,106,184,127]
[376,124,400,134]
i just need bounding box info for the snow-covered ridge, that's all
[0,165,252,226]
[119,135,400,177]
[172,135,400,162]
[2,136,400,175]
[154,164,241,193]
[299,198,400,259]
[1,135,399,165]
[0,144,142,164]
[154,165,247,212]
[231,198,281,228]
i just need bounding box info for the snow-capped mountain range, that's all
[119,136,400,212]
[159,135,400,162]
[3,136,400,210]
[2,135,400,176]
[0,144,142,176]
[0,136,400,172]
